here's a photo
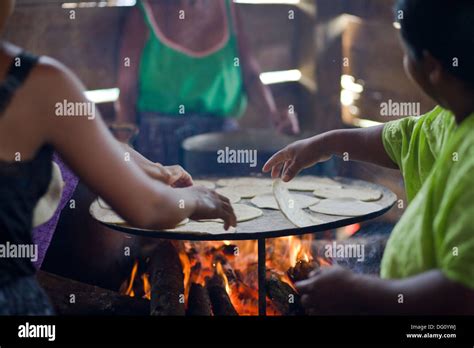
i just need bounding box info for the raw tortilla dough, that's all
[216,177,273,187]
[285,176,342,192]
[98,197,111,210]
[251,193,319,210]
[273,180,324,227]
[214,188,241,203]
[313,186,382,202]
[168,221,236,235]
[199,203,263,223]
[33,162,65,228]
[89,200,188,227]
[216,185,271,199]
[193,180,216,189]
[90,200,126,224]
[309,198,381,217]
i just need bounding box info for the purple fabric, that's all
[31,153,79,269]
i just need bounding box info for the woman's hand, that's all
[118,143,193,187]
[262,135,331,181]
[141,163,193,188]
[187,186,237,230]
[164,165,193,188]
[295,266,361,315]
[274,109,300,135]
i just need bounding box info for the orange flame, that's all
[216,261,231,295]
[178,250,192,301]
[141,273,151,300]
[122,260,138,297]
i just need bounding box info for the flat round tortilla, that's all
[216,177,272,187]
[193,180,216,189]
[90,201,126,224]
[286,176,342,192]
[168,221,235,235]
[251,193,320,210]
[313,186,382,202]
[273,180,324,227]
[214,188,241,203]
[199,203,263,223]
[216,185,271,199]
[90,200,188,227]
[98,197,111,210]
[33,162,65,228]
[309,198,382,217]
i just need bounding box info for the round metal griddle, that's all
[93,177,397,241]
[91,176,396,316]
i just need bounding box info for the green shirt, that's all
[137,0,247,117]
[381,106,474,289]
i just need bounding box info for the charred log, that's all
[186,283,212,316]
[148,241,185,316]
[205,274,238,316]
[287,259,319,282]
[266,272,304,316]
[37,271,149,315]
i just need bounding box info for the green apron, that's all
[137,0,247,117]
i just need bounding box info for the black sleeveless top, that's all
[0,53,53,285]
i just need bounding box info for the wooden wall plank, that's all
[4,5,126,89]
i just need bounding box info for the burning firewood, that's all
[287,259,319,282]
[266,272,304,316]
[148,241,186,316]
[37,271,149,315]
[205,273,238,316]
[186,283,212,316]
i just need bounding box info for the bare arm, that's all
[233,3,299,134]
[119,142,193,187]
[263,126,398,180]
[323,126,398,168]
[114,6,148,139]
[36,58,236,230]
[296,267,474,315]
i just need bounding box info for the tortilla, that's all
[214,188,241,203]
[273,180,324,227]
[90,201,126,224]
[199,203,263,223]
[89,200,188,227]
[169,221,236,235]
[309,198,381,217]
[98,197,111,210]
[216,177,273,187]
[33,162,65,228]
[251,193,320,210]
[216,185,271,199]
[193,180,216,189]
[286,176,342,192]
[313,186,382,202]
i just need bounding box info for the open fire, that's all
[119,234,336,316]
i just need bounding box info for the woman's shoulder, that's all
[34,56,77,86]
[22,55,85,109]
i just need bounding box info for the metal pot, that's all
[182,129,337,177]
